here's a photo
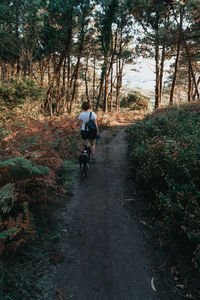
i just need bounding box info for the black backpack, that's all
[85,112,97,137]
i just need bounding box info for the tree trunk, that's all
[109,64,113,112]
[66,54,71,112]
[48,58,51,86]
[188,66,192,102]
[27,54,33,78]
[159,45,165,102]
[115,27,123,112]
[108,30,117,112]
[155,41,161,109]
[154,11,161,110]
[56,70,61,114]
[85,56,90,103]
[192,76,200,100]
[169,37,181,105]
[92,56,96,110]
[15,12,20,76]
[169,7,184,106]
[173,6,199,101]
[95,56,107,111]
[69,25,85,114]
[103,69,109,113]
[116,59,121,112]
[95,75,104,111]
[61,58,66,97]
[45,8,73,115]
[69,54,82,114]
[183,38,199,100]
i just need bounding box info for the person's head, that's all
[82,102,90,111]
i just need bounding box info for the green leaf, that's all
[0,183,15,214]
[0,227,20,240]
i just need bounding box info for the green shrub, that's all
[0,76,45,105]
[0,77,45,123]
[120,91,149,110]
[0,157,50,192]
[127,102,200,273]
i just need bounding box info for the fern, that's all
[0,183,15,214]
[0,128,11,140]
[60,160,76,188]
[23,201,29,215]
[0,156,49,181]
[0,291,14,300]
[0,228,19,240]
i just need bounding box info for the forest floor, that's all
[28,124,180,300]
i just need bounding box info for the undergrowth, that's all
[127,102,200,293]
[0,115,80,299]
[0,92,145,298]
[0,77,45,124]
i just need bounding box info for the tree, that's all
[115,6,134,111]
[95,0,119,112]
[69,0,93,113]
[126,0,176,108]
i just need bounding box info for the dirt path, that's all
[33,125,170,300]
[42,125,157,300]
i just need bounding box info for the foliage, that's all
[0,156,49,180]
[0,0,136,114]
[0,77,45,105]
[120,91,149,111]
[127,102,200,274]
[0,183,15,214]
[0,156,49,256]
[0,115,81,258]
[0,0,199,113]
[0,77,45,124]
[0,113,81,298]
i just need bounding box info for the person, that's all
[78,102,99,163]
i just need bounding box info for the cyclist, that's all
[78,102,99,163]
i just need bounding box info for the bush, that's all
[0,77,45,123]
[0,156,49,255]
[120,91,149,111]
[0,116,80,298]
[127,102,200,274]
[0,116,80,257]
[0,76,45,105]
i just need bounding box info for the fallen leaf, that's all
[151,276,157,292]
